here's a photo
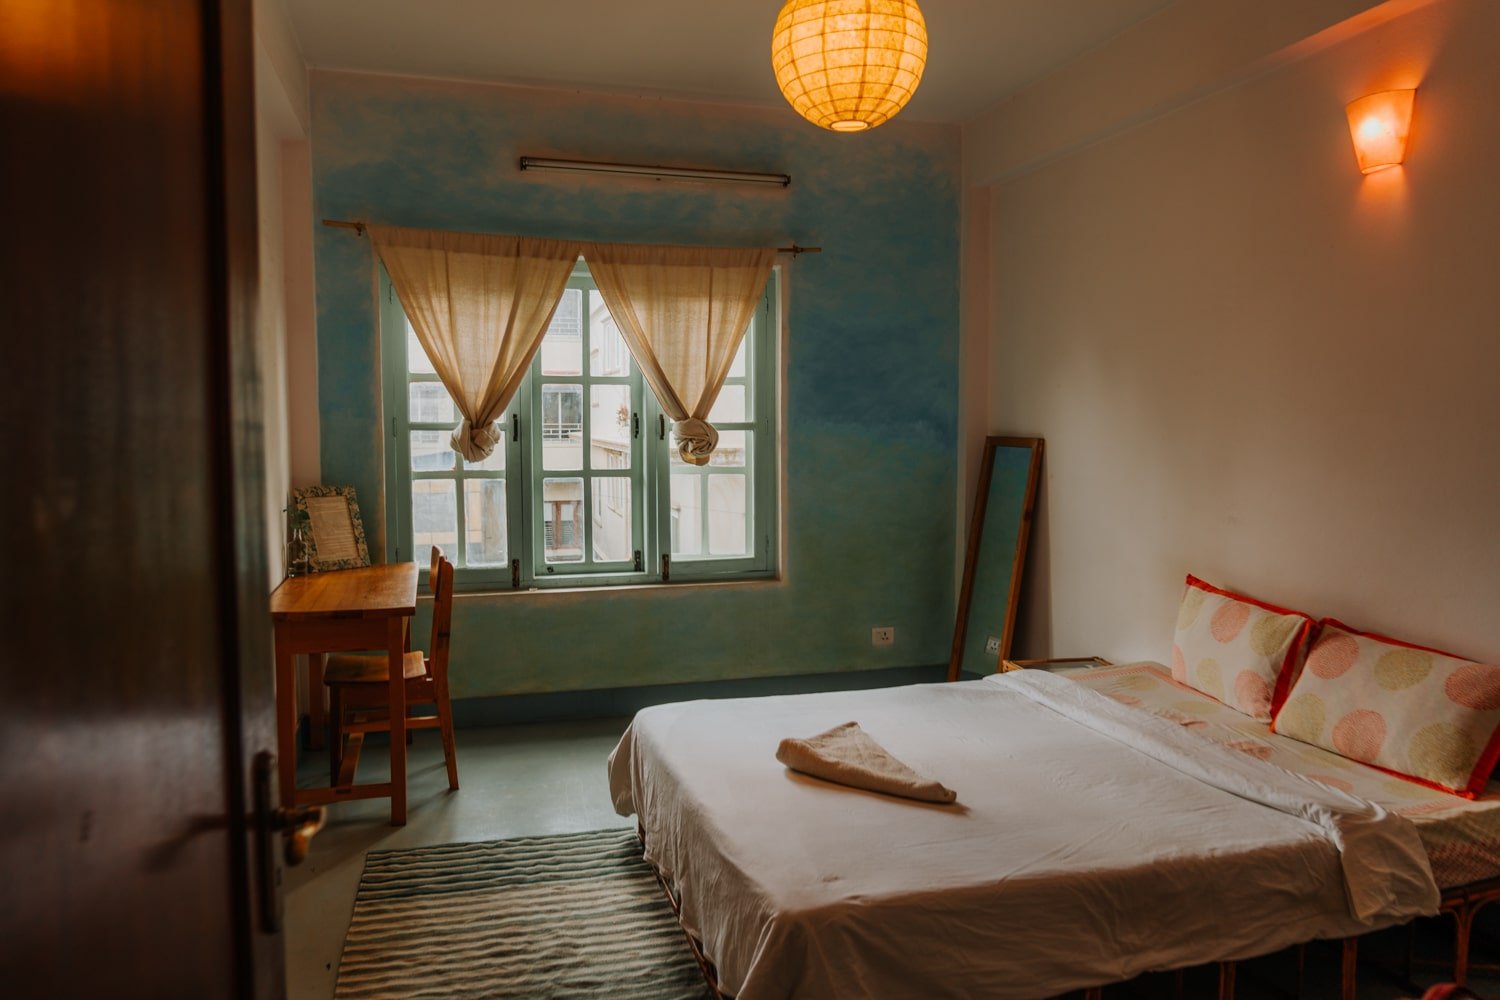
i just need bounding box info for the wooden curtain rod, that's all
[319,219,822,256]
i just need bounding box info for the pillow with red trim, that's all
[1272,620,1500,798]
[1170,575,1314,722]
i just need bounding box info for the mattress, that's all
[608,670,1438,999]
[1067,662,1500,889]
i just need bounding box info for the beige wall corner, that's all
[254,0,309,134]
[254,7,311,586]
[981,0,1500,663]
[957,185,991,593]
[963,0,1444,186]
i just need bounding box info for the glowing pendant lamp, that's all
[771,0,928,133]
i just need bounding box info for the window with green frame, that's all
[380,262,779,589]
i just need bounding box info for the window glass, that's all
[464,479,506,566]
[386,271,775,585]
[540,289,583,375]
[542,478,585,563]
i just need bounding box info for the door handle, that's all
[252,751,327,933]
[273,803,326,866]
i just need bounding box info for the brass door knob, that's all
[272,804,326,866]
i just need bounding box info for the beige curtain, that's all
[584,244,776,465]
[370,225,581,462]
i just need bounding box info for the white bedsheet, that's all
[607,671,1439,999]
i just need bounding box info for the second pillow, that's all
[1171,574,1315,722]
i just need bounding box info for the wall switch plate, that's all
[872,626,895,647]
[984,636,1001,655]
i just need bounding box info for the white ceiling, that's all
[283,0,1175,124]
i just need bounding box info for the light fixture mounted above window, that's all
[1345,89,1416,174]
[771,0,928,133]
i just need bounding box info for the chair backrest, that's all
[425,546,455,684]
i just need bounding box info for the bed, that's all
[607,663,1500,999]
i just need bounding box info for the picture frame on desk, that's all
[291,485,370,572]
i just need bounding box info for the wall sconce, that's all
[1345,89,1416,174]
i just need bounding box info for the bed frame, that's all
[640,821,1500,1000]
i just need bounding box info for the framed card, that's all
[291,485,370,572]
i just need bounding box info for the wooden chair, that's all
[324,547,458,792]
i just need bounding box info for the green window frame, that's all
[380,262,779,590]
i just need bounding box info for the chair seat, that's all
[324,650,426,685]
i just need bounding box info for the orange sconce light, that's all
[1345,89,1416,174]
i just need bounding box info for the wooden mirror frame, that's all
[947,437,1044,681]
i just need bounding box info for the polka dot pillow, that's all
[1273,620,1500,798]
[1171,575,1314,722]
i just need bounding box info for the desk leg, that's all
[387,617,407,826]
[274,630,298,809]
[305,653,326,751]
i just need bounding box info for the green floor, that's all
[286,722,1500,1000]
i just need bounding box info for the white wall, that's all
[977,0,1500,664]
[254,0,312,584]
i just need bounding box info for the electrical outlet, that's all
[872,626,895,647]
[984,636,1001,655]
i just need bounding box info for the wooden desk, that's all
[270,563,418,825]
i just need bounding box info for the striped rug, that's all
[334,827,714,999]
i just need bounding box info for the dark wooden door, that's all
[0,1,283,997]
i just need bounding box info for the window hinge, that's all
[512,413,520,442]
[391,416,396,438]
[510,558,520,589]
[633,549,643,572]
[386,284,393,303]
[658,414,666,441]
[632,412,640,439]
[661,554,671,582]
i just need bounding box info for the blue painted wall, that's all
[309,71,961,697]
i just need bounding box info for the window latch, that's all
[511,413,520,442]
[633,549,643,572]
[510,557,520,589]
[661,554,671,582]
[632,412,640,440]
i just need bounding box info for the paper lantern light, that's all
[1345,89,1416,174]
[771,0,928,133]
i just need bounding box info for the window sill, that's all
[439,573,785,601]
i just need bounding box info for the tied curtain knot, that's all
[674,418,719,466]
[452,418,504,464]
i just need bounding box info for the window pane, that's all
[464,478,507,566]
[540,288,582,375]
[541,385,583,470]
[728,332,748,378]
[411,430,455,471]
[589,291,632,377]
[707,475,748,556]
[711,430,747,467]
[406,321,436,375]
[542,477,584,563]
[412,479,456,559]
[590,385,631,469]
[409,382,455,423]
[670,474,702,557]
[707,385,746,424]
[590,477,632,562]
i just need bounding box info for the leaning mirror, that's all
[948,437,1044,679]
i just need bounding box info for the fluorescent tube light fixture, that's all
[518,157,791,188]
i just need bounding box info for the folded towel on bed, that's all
[775,722,957,804]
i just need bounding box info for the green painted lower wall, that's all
[310,71,962,698]
[450,664,951,728]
